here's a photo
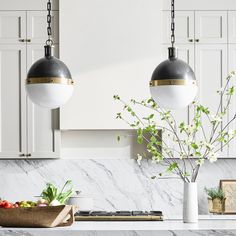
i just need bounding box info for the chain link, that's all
[46,0,53,45]
[170,0,175,47]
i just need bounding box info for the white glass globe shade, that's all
[150,84,198,110]
[26,84,74,109]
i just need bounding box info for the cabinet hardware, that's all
[195,39,200,42]
[26,154,31,157]
[188,39,193,42]
[19,39,25,42]
[19,153,25,157]
[26,39,31,42]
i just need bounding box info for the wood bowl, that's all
[0,205,74,228]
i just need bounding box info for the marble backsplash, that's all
[0,158,235,217]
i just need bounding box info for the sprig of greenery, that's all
[205,187,225,201]
[114,71,236,182]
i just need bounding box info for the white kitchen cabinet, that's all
[195,11,227,44]
[163,10,227,44]
[0,10,60,159]
[227,44,236,157]
[0,45,27,158]
[163,0,236,11]
[27,11,59,44]
[60,0,163,130]
[26,44,60,158]
[163,11,194,44]
[195,44,227,109]
[228,11,236,43]
[175,44,195,72]
[0,11,26,44]
[0,0,59,11]
[163,9,231,157]
[194,44,228,157]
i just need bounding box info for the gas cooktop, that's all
[75,211,163,221]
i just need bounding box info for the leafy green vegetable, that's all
[41,180,74,204]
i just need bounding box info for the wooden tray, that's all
[0,205,74,228]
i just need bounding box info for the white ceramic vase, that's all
[183,182,198,223]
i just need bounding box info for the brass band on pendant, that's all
[26,77,74,85]
[149,79,197,86]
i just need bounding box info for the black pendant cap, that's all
[27,45,72,79]
[151,47,196,82]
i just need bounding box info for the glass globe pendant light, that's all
[25,0,74,109]
[149,0,197,110]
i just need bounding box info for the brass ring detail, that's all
[26,77,74,85]
[150,79,197,86]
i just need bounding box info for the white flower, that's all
[228,129,234,135]
[210,115,222,123]
[228,129,235,138]
[195,158,205,166]
[179,152,184,160]
[151,156,162,163]
[186,125,195,134]
[137,154,142,166]
[208,152,219,163]
[203,142,215,150]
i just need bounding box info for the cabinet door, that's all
[0,11,26,44]
[195,11,227,44]
[0,45,27,158]
[163,11,194,44]
[228,12,236,43]
[195,44,228,157]
[26,44,60,158]
[227,44,236,157]
[27,11,59,44]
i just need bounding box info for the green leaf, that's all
[195,151,201,156]
[179,122,185,133]
[227,86,235,95]
[191,143,199,149]
[197,105,209,115]
[150,136,157,143]
[167,162,178,172]
[137,135,143,144]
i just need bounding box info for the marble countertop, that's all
[1,219,236,232]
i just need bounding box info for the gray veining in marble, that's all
[0,159,236,217]
[1,230,236,236]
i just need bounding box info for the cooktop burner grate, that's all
[75,211,163,221]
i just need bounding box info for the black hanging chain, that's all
[170,0,175,47]
[46,0,53,45]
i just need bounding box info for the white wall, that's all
[59,0,163,130]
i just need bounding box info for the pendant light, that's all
[149,0,197,110]
[25,0,74,109]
